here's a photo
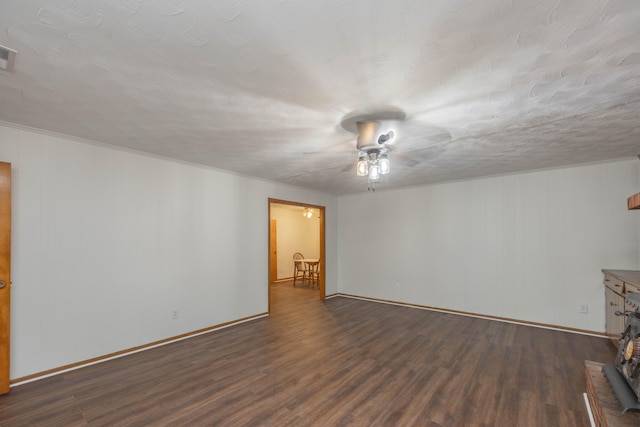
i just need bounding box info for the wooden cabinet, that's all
[604,285,625,344]
[602,270,640,348]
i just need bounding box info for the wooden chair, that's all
[293,252,306,286]
[308,258,320,288]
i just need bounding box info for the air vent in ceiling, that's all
[0,45,17,72]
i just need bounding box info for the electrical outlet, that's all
[394,283,400,289]
[579,304,588,314]
[172,309,179,320]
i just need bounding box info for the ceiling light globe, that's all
[369,163,380,181]
[379,156,390,174]
[356,158,368,176]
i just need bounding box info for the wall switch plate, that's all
[579,304,588,314]
[172,309,179,320]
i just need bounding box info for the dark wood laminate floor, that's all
[0,281,616,426]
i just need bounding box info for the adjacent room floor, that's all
[0,281,616,426]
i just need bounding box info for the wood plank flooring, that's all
[0,281,616,426]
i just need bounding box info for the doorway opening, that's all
[268,198,325,313]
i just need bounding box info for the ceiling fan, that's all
[340,109,452,190]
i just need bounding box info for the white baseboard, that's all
[583,392,595,427]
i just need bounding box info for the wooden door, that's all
[269,220,277,283]
[0,162,11,394]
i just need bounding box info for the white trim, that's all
[583,392,596,427]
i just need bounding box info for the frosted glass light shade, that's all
[379,156,390,174]
[369,163,380,181]
[356,157,368,176]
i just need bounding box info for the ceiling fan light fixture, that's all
[356,149,389,188]
[345,113,405,190]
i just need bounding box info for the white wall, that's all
[271,205,320,279]
[337,159,640,332]
[0,123,337,379]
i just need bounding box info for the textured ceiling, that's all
[0,1,639,195]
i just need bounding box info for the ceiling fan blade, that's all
[397,120,452,142]
[388,137,452,169]
[341,160,356,173]
[393,154,421,168]
[303,137,354,156]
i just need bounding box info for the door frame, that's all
[268,198,326,312]
[0,162,11,394]
[269,219,277,284]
